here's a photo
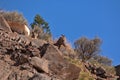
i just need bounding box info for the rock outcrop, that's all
[0,27,80,80]
[40,44,81,80]
[85,63,117,80]
[0,15,118,80]
[29,73,52,80]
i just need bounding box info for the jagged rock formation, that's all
[0,22,80,80]
[84,63,116,80]
[0,14,119,80]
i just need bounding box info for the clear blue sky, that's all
[0,0,120,65]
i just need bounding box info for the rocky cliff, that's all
[0,15,119,80]
[0,16,81,80]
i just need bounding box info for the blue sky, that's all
[0,0,120,65]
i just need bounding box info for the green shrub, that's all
[31,14,52,41]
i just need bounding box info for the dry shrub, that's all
[30,14,52,41]
[74,37,101,62]
[0,10,27,25]
[31,25,51,41]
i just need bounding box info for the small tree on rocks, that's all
[74,37,101,62]
[31,14,52,41]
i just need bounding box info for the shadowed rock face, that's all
[115,65,120,80]
[115,65,120,76]
[29,73,52,80]
[85,63,117,80]
[40,44,81,80]
[0,23,117,80]
[0,29,80,80]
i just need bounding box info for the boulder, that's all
[30,39,47,48]
[40,44,81,80]
[30,57,49,73]
[0,28,81,80]
[29,73,51,80]
[0,60,12,80]
[8,69,33,80]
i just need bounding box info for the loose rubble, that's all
[0,23,80,80]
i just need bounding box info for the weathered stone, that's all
[8,69,33,80]
[0,16,12,32]
[0,60,12,80]
[18,35,31,46]
[40,44,81,80]
[85,63,117,79]
[30,39,47,48]
[9,32,19,40]
[26,46,40,57]
[29,73,51,80]
[30,57,49,73]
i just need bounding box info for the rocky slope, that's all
[0,15,82,80]
[0,29,82,80]
[0,15,119,80]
